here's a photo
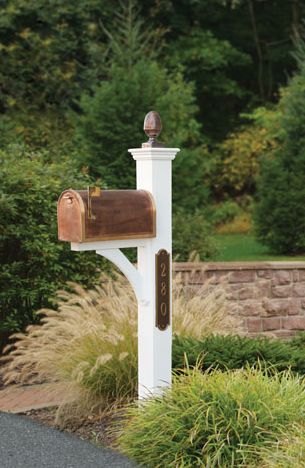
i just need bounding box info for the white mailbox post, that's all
[61,111,180,399]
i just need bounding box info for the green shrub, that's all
[290,330,305,348]
[0,145,105,349]
[72,2,206,211]
[204,104,282,201]
[172,334,305,375]
[255,42,305,254]
[117,367,305,467]
[207,200,241,226]
[0,110,74,153]
[172,209,217,261]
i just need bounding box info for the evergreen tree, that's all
[255,41,305,253]
[74,2,209,211]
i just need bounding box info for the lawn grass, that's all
[214,233,305,262]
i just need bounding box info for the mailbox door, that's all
[57,190,84,242]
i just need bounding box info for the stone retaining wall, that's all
[174,262,305,338]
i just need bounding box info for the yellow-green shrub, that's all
[117,368,305,467]
[207,106,281,200]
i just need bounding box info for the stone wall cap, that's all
[173,261,305,271]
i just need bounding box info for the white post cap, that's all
[128,147,180,161]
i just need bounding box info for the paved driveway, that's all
[0,412,139,468]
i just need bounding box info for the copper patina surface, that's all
[57,189,156,242]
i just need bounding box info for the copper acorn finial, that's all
[142,111,164,148]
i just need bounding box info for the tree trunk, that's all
[247,0,264,100]
[292,0,300,42]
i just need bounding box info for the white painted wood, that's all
[96,248,145,303]
[129,147,180,161]
[69,146,180,400]
[71,238,148,251]
[129,147,180,399]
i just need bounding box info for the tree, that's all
[74,60,208,209]
[0,0,302,145]
[73,3,209,211]
[165,28,250,139]
[139,0,303,138]
[255,41,305,253]
[0,0,114,113]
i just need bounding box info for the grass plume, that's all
[0,267,240,421]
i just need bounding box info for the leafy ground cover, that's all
[172,334,305,375]
[214,233,305,262]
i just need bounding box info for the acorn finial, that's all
[142,111,164,148]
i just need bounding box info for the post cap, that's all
[142,111,164,148]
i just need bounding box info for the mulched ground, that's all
[22,407,124,449]
[0,359,125,450]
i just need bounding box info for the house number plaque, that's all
[156,249,170,331]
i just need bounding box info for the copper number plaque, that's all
[156,249,170,331]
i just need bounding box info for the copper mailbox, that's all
[57,189,156,243]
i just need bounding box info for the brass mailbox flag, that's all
[156,249,170,331]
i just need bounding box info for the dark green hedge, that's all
[172,334,305,375]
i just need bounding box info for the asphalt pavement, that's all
[0,411,139,468]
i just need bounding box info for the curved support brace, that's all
[96,248,146,303]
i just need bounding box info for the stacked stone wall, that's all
[174,262,305,338]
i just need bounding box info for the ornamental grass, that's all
[0,268,238,422]
[172,271,239,339]
[249,425,305,467]
[1,273,138,422]
[117,367,305,467]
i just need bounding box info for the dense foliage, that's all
[172,334,305,375]
[1,0,305,342]
[255,44,305,253]
[0,145,105,348]
[255,427,305,467]
[172,209,217,261]
[206,109,280,200]
[0,0,113,112]
[1,0,301,139]
[1,0,304,210]
[74,60,202,191]
[118,367,305,467]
